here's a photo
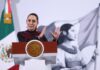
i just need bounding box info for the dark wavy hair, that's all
[60,24,73,34]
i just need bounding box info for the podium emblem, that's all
[25,40,44,58]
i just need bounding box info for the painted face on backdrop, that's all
[26,15,38,31]
[58,24,78,45]
[67,26,77,40]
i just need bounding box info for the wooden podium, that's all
[11,42,57,54]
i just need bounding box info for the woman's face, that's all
[26,15,38,31]
[67,26,77,40]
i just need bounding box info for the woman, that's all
[52,23,96,70]
[17,13,47,42]
[52,23,83,70]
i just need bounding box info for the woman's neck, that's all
[62,40,72,46]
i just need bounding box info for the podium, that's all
[11,42,57,54]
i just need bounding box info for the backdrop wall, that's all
[0,0,100,31]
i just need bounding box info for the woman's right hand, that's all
[51,31,59,40]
